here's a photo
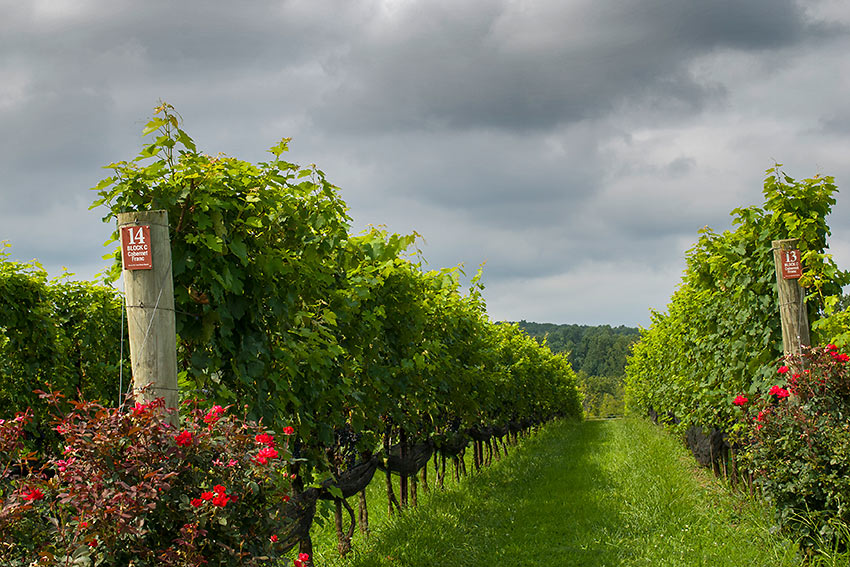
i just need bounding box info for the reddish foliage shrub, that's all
[0,392,299,566]
[734,346,850,544]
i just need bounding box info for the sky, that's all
[2,0,850,328]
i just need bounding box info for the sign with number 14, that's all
[121,225,153,270]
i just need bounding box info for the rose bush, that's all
[0,391,300,566]
[735,346,850,544]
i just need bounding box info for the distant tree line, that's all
[517,321,640,418]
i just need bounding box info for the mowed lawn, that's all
[318,419,801,567]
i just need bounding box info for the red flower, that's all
[834,353,850,363]
[768,385,790,399]
[212,494,230,507]
[255,433,275,447]
[777,365,790,374]
[175,431,193,447]
[131,402,149,417]
[732,395,748,406]
[282,426,295,436]
[201,491,215,501]
[756,410,768,422]
[254,446,279,465]
[204,405,225,424]
[213,484,227,495]
[294,553,310,567]
[22,488,45,501]
[282,494,290,503]
[270,534,279,543]
[190,498,203,508]
[827,344,838,351]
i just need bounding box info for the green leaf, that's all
[229,237,249,265]
[177,128,197,152]
[205,234,224,253]
[141,117,165,136]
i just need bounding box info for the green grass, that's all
[308,419,805,566]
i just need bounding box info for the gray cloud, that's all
[1,0,849,327]
[312,0,813,133]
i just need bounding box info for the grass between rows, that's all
[308,418,804,567]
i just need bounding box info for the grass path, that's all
[319,419,801,567]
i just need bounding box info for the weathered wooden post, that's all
[771,238,810,365]
[119,210,179,424]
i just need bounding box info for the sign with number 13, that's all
[781,249,802,280]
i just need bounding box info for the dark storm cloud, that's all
[313,0,811,133]
[0,1,341,65]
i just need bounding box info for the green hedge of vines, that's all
[88,103,582,480]
[0,244,129,444]
[625,166,849,434]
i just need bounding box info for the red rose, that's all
[777,365,790,374]
[131,402,150,416]
[282,426,295,436]
[190,498,203,508]
[768,385,790,399]
[254,446,279,465]
[175,431,193,447]
[732,395,748,406]
[255,433,275,447]
[22,488,45,501]
[204,405,225,424]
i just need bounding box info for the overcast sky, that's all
[2,0,850,327]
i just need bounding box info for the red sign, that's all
[781,248,802,279]
[121,225,153,270]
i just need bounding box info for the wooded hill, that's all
[516,321,640,418]
[516,321,639,376]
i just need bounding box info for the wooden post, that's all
[772,239,810,364]
[119,210,179,423]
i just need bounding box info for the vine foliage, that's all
[0,243,128,443]
[625,166,849,433]
[89,102,583,486]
